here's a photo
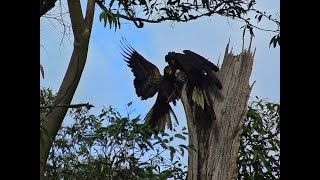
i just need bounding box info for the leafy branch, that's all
[95,0,279,47]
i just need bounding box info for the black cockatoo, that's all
[121,40,186,133]
[165,50,223,119]
[122,37,222,132]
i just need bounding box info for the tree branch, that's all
[85,0,96,29]
[40,0,58,17]
[95,0,279,35]
[40,103,94,110]
[240,16,279,33]
[67,0,85,42]
[95,0,216,28]
[249,8,280,25]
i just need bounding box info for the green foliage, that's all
[40,88,56,143]
[237,98,280,179]
[99,9,121,31]
[96,0,279,47]
[40,88,280,179]
[44,103,188,179]
[269,35,280,48]
[40,88,55,115]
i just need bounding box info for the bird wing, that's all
[121,39,162,100]
[182,50,222,90]
[166,50,222,114]
[182,50,219,72]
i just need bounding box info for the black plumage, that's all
[121,38,222,133]
[165,50,222,91]
[121,39,186,133]
[165,50,223,119]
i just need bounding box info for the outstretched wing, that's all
[121,39,162,100]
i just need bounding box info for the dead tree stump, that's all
[181,41,255,180]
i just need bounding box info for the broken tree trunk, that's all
[181,41,255,180]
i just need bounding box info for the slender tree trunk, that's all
[182,41,255,180]
[40,0,96,179]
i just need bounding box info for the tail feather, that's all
[169,105,179,127]
[144,101,176,134]
[165,113,171,130]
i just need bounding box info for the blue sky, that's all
[40,0,279,168]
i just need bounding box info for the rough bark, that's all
[40,0,96,179]
[182,41,255,180]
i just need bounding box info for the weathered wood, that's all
[182,41,255,180]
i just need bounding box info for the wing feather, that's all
[182,50,223,90]
[183,50,219,72]
[121,39,162,100]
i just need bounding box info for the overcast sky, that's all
[40,0,279,168]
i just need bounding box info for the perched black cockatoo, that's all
[121,39,186,133]
[165,50,222,119]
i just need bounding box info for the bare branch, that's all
[40,103,94,110]
[241,16,279,33]
[41,2,72,49]
[249,8,280,25]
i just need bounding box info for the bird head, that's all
[165,52,176,66]
[164,66,173,77]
